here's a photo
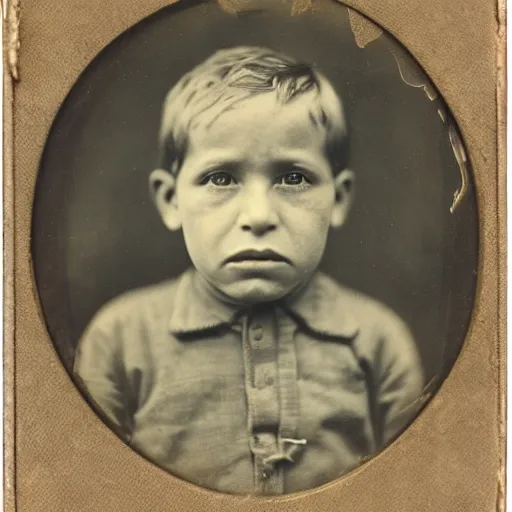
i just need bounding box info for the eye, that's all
[201,172,236,187]
[277,172,309,186]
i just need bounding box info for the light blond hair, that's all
[157,46,349,174]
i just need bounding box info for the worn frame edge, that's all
[4,0,506,510]
[3,0,17,510]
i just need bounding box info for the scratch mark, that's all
[394,376,437,417]
[347,8,383,48]
[389,47,437,101]
[7,0,20,80]
[380,31,474,214]
[448,124,469,213]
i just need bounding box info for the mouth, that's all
[224,249,291,265]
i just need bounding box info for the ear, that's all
[330,169,355,228]
[149,168,182,231]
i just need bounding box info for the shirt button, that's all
[251,324,263,340]
[261,468,272,480]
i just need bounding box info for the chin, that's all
[224,279,292,305]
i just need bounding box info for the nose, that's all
[238,182,278,235]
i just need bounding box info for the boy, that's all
[74,46,424,495]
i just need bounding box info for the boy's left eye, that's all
[277,172,309,186]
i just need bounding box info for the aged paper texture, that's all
[4,0,505,510]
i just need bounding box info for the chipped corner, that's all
[217,0,313,16]
[345,7,469,214]
[346,7,382,49]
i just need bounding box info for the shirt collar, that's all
[168,269,240,334]
[169,269,359,339]
[283,272,359,339]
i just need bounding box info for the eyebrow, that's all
[268,150,331,172]
[184,146,332,175]
[187,151,246,171]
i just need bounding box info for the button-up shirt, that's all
[74,269,424,495]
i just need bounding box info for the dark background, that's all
[33,0,478,394]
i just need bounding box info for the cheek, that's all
[286,210,332,263]
[177,183,238,218]
[181,216,218,256]
[285,192,335,235]
[283,196,334,261]
[178,201,233,255]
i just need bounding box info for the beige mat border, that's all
[4,0,506,510]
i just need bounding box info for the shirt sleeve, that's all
[73,307,134,441]
[373,314,425,446]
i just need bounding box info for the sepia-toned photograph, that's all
[32,0,478,496]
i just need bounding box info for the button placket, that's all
[250,315,277,391]
[275,309,305,487]
[243,309,283,493]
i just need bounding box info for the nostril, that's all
[241,223,277,234]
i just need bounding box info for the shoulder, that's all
[316,273,409,331]
[317,274,423,390]
[75,274,186,366]
[83,273,185,334]
[314,273,416,355]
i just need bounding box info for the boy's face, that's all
[151,93,354,304]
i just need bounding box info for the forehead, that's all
[186,93,331,161]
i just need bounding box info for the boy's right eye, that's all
[200,172,237,187]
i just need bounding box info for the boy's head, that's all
[150,46,355,305]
